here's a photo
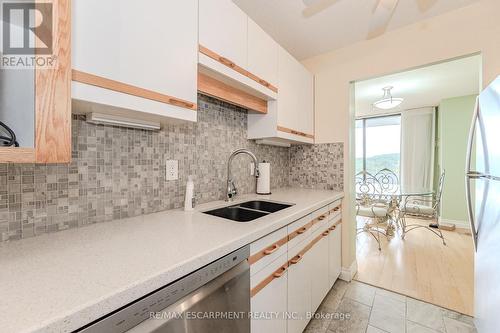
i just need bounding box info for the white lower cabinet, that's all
[251,253,288,333]
[329,223,342,287]
[310,230,331,311]
[250,202,342,333]
[287,241,312,333]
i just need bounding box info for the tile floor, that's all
[304,280,476,333]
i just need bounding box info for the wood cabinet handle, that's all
[329,206,340,214]
[219,56,236,68]
[169,98,195,109]
[273,265,287,278]
[264,243,280,255]
[290,254,303,265]
[291,130,306,137]
[318,215,327,221]
[329,226,336,231]
[323,230,330,237]
[297,227,307,235]
[258,79,270,87]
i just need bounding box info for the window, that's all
[356,115,401,176]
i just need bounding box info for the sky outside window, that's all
[356,115,401,175]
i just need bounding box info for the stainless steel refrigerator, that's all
[466,76,500,333]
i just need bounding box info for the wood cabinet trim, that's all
[328,204,342,216]
[251,222,336,297]
[72,70,198,111]
[277,126,314,139]
[199,44,278,93]
[0,148,36,163]
[197,72,267,114]
[250,206,334,267]
[248,235,288,265]
[251,261,289,297]
[288,221,313,242]
[311,212,330,227]
[34,0,72,163]
[329,219,342,231]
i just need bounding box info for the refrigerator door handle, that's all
[465,175,478,250]
[465,98,480,250]
[465,97,479,174]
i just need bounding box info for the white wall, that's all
[302,0,500,269]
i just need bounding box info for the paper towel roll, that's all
[257,162,271,195]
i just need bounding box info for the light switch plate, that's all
[166,160,178,181]
[250,163,255,176]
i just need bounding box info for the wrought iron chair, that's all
[355,171,394,250]
[375,168,401,228]
[374,168,400,194]
[399,171,446,245]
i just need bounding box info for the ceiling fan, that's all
[302,0,437,39]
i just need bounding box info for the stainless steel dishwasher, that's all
[77,246,250,333]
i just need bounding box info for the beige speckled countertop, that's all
[0,188,343,333]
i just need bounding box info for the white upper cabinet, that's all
[198,0,278,100]
[276,46,299,131]
[72,0,198,122]
[297,65,314,136]
[247,18,279,88]
[248,45,315,144]
[199,0,248,68]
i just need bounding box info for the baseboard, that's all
[440,218,470,228]
[340,260,358,282]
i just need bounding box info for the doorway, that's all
[352,54,481,316]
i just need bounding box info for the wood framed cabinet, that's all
[0,0,71,163]
[250,200,342,333]
[248,46,314,145]
[71,0,198,123]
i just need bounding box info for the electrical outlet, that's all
[250,163,255,176]
[166,160,178,181]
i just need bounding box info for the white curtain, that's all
[400,108,435,193]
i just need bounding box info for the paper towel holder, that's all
[257,160,272,195]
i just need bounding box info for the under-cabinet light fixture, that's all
[255,139,292,148]
[87,113,161,131]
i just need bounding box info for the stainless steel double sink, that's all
[203,200,294,222]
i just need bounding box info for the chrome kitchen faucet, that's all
[226,149,260,201]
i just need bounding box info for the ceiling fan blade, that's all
[303,0,321,6]
[302,0,341,18]
[367,0,399,39]
[416,0,437,13]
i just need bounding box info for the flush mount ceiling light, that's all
[373,86,404,110]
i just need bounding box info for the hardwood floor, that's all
[355,217,474,316]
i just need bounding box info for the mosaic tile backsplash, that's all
[289,143,344,191]
[0,94,343,242]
